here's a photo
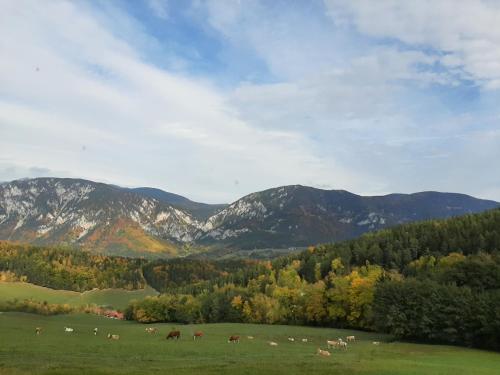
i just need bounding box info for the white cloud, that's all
[0,0,360,203]
[324,0,500,89]
[199,0,500,200]
[1,0,499,202]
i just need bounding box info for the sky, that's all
[1,0,500,203]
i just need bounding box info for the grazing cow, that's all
[64,327,74,333]
[317,348,331,357]
[269,341,278,346]
[35,327,42,335]
[193,331,204,340]
[346,335,355,342]
[93,328,98,336]
[287,337,295,342]
[301,338,308,343]
[145,327,158,334]
[372,341,380,345]
[228,335,240,343]
[166,330,181,340]
[107,333,120,340]
[247,336,254,340]
[338,341,348,350]
[327,340,339,349]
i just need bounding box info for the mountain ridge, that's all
[128,187,227,220]
[0,177,498,256]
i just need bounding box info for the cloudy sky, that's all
[1,0,500,203]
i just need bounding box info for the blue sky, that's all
[1,0,500,202]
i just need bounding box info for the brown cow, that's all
[228,335,240,343]
[193,331,204,340]
[166,330,181,340]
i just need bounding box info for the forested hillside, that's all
[126,208,500,350]
[143,258,268,294]
[287,206,500,280]
[0,242,146,291]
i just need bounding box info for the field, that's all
[0,282,158,310]
[0,313,499,375]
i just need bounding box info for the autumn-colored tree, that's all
[303,281,326,324]
[247,293,283,324]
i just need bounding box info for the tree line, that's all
[0,299,74,315]
[0,242,146,291]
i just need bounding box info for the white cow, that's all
[64,327,74,333]
[332,338,347,350]
[302,338,308,343]
[346,335,355,342]
[288,337,295,342]
[269,341,278,346]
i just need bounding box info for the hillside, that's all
[0,282,158,310]
[141,207,500,294]
[197,185,500,249]
[0,178,199,256]
[0,242,146,291]
[0,178,498,256]
[127,208,500,350]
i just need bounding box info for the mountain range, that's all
[0,177,498,257]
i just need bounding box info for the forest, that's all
[0,242,146,291]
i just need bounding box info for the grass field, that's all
[0,313,499,375]
[0,282,158,310]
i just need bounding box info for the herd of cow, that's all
[34,326,380,357]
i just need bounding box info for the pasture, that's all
[0,282,158,310]
[0,313,499,375]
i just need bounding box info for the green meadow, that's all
[0,282,158,310]
[0,312,499,375]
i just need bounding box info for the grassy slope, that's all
[0,282,158,310]
[0,313,499,375]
